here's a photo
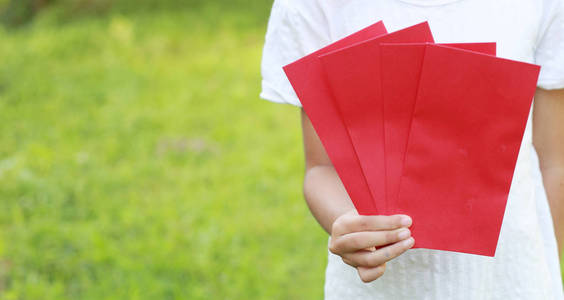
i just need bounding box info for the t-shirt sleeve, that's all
[535,0,564,90]
[260,0,331,106]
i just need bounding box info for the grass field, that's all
[0,1,328,299]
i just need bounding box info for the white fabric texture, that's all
[260,0,564,299]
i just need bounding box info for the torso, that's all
[304,0,564,298]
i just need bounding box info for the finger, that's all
[342,257,355,267]
[332,214,412,236]
[343,237,415,267]
[330,228,411,254]
[357,265,386,283]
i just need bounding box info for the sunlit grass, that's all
[0,2,327,299]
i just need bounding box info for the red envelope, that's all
[397,44,540,256]
[283,21,387,215]
[380,42,497,211]
[319,22,434,214]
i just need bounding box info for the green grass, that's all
[0,2,327,299]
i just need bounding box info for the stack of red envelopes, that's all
[283,21,540,257]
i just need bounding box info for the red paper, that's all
[380,42,497,211]
[319,22,434,214]
[283,21,387,215]
[397,44,540,256]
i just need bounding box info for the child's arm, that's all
[533,88,564,257]
[301,109,414,282]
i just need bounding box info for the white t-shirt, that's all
[260,0,564,299]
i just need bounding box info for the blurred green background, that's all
[0,0,328,299]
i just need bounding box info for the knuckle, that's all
[372,215,386,227]
[349,237,362,250]
[341,214,355,224]
[329,240,340,254]
[329,244,337,254]
[385,231,397,244]
[372,248,393,265]
[390,245,402,259]
[384,248,392,259]
[334,215,353,232]
[376,216,393,229]
[392,242,407,258]
[356,217,369,229]
[357,254,371,267]
[332,219,343,233]
[393,215,404,227]
[366,253,382,267]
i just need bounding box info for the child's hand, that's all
[329,210,414,283]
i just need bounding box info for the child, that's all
[260,0,564,299]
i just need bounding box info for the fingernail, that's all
[400,216,412,227]
[403,237,415,248]
[398,229,410,240]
